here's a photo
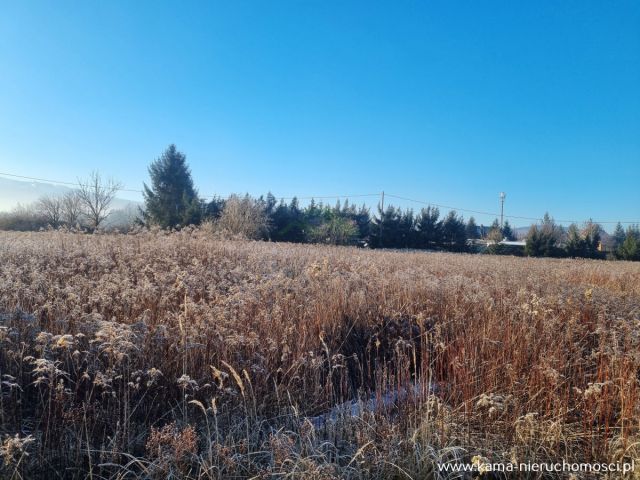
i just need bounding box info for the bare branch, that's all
[61,191,84,228]
[76,171,123,231]
[36,195,64,228]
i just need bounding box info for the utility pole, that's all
[499,192,506,229]
[379,191,384,247]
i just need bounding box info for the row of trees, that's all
[524,213,640,261]
[0,172,126,231]
[611,223,640,260]
[0,144,522,252]
[2,144,637,261]
[142,146,511,250]
[37,172,122,229]
[143,145,639,260]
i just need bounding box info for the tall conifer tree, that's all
[143,145,201,228]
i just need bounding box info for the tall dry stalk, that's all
[0,229,638,478]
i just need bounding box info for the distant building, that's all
[499,240,526,247]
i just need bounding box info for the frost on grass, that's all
[0,229,639,479]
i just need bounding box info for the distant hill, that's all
[0,177,140,212]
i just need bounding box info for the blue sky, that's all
[0,1,638,229]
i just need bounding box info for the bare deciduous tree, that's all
[215,194,269,239]
[36,195,64,228]
[77,171,123,231]
[61,191,84,228]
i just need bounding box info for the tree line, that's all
[141,145,518,251]
[1,144,637,261]
[523,213,639,261]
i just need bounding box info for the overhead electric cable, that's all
[1,171,637,225]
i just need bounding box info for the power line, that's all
[1,171,637,225]
[0,171,379,202]
[277,194,380,200]
[0,172,144,194]
[384,193,638,225]
[386,193,544,221]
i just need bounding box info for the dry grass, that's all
[0,228,639,479]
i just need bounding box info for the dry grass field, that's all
[1,229,639,479]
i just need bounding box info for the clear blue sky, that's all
[1,1,638,229]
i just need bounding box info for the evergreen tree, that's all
[303,198,324,233]
[143,145,201,228]
[353,204,371,242]
[502,220,515,241]
[370,205,402,248]
[398,209,416,248]
[564,224,585,257]
[525,213,560,257]
[465,216,478,240]
[525,225,543,256]
[270,198,306,242]
[612,222,626,249]
[416,207,440,248]
[540,213,561,256]
[263,192,278,217]
[286,197,306,242]
[618,226,640,261]
[270,200,290,242]
[619,234,639,261]
[440,211,466,251]
[204,196,225,221]
[582,220,602,258]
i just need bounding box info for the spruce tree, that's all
[564,224,585,257]
[440,211,466,251]
[612,222,626,250]
[399,209,416,248]
[525,225,543,256]
[354,204,371,242]
[465,216,478,240]
[582,220,602,258]
[538,213,560,256]
[416,206,440,248]
[618,226,640,261]
[143,145,201,228]
[371,205,402,248]
[270,198,306,243]
[502,220,515,241]
[204,196,225,221]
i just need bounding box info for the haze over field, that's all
[0,176,139,212]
